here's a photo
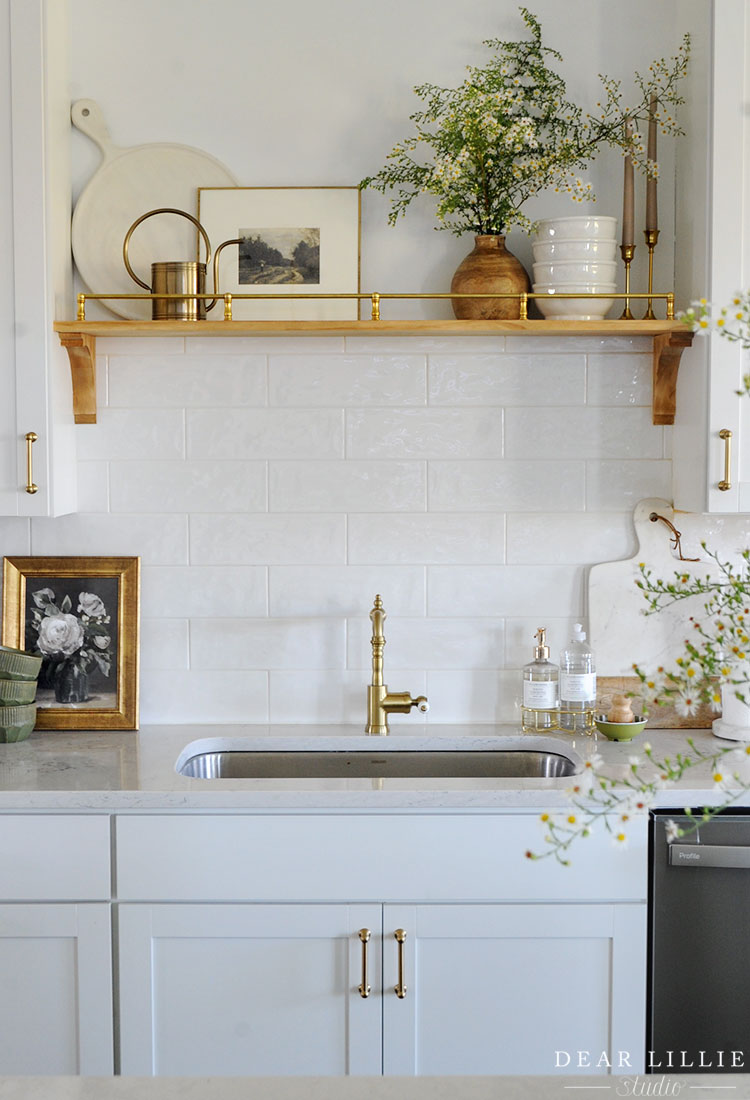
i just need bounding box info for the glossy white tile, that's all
[586,353,651,406]
[108,355,267,408]
[269,669,427,724]
[140,619,190,670]
[141,565,267,617]
[428,564,583,617]
[506,513,636,564]
[346,407,502,459]
[190,514,345,564]
[428,354,585,406]
[505,407,662,459]
[269,354,426,406]
[424,669,520,723]
[110,461,266,513]
[269,565,426,616]
[76,409,185,461]
[347,513,505,564]
[191,618,346,670]
[187,408,344,459]
[428,460,586,512]
[347,616,505,670]
[269,461,425,512]
[31,514,189,565]
[140,669,268,724]
[585,460,672,511]
[76,462,109,513]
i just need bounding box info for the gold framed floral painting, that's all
[2,556,140,730]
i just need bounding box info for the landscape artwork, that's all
[238,227,321,285]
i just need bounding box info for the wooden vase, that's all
[450,234,530,320]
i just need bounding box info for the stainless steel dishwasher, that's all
[649,811,750,1074]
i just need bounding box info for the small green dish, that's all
[0,677,37,706]
[0,645,42,682]
[0,703,37,743]
[595,715,647,742]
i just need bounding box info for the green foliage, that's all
[361,8,690,236]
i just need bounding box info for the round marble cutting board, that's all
[71,99,238,320]
[588,497,717,678]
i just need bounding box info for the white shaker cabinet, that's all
[673,0,750,512]
[0,0,77,517]
[0,815,113,1075]
[115,812,648,1078]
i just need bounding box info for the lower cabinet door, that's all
[118,903,382,1076]
[382,903,647,1076]
[0,903,113,1074]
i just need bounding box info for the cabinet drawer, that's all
[0,815,110,900]
[115,814,646,902]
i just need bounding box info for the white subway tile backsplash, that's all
[586,353,651,406]
[58,336,692,722]
[586,460,672,511]
[76,409,185,461]
[269,355,426,406]
[190,514,345,565]
[428,564,583,617]
[428,460,585,512]
[140,669,268,724]
[110,461,266,513]
[270,461,425,513]
[347,513,505,564]
[347,616,505,670]
[142,565,266,617]
[108,355,267,408]
[31,514,189,565]
[140,619,190,670]
[428,354,585,406]
[187,408,344,459]
[269,566,426,616]
[0,518,31,557]
[506,513,636,565]
[505,407,662,460]
[191,618,346,670]
[346,408,502,459]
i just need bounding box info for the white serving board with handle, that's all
[589,498,717,677]
[71,99,238,320]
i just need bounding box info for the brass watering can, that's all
[123,207,241,321]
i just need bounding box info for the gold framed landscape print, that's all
[198,186,361,320]
[2,556,140,731]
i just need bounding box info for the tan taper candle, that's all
[645,95,658,232]
[622,116,635,248]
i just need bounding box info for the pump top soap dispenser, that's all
[521,627,560,731]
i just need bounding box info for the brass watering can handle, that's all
[122,206,214,298]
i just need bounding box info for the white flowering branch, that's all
[527,739,750,866]
[361,7,689,236]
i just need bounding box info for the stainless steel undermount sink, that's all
[175,736,583,781]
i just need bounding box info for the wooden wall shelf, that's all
[54,319,694,426]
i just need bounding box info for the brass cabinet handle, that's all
[394,929,407,998]
[357,928,371,998]
[719,428,733,491]
[25,432,38,495]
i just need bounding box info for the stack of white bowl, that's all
[532,216,618,320]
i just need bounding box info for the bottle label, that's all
[523,680,558,708]
[560,672,596,703]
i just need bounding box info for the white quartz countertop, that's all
[0,722,746,813]
[0,1077,748,1100]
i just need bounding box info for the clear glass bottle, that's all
[522,627,560,731]
[559,623,596,732]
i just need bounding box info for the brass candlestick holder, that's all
[619,244,636,319]
[643,228,660,319]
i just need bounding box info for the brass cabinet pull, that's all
[357,928,371,998]
[394,929,407,998]
[25,432,38,495]
[719,428,733,491]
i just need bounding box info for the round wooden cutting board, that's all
[71,99,238,320]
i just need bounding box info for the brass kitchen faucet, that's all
[365,595,429,735]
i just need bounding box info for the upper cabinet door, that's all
[1,0,77,517]
[672,0,750,512]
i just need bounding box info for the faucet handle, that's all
[414,696,430,714]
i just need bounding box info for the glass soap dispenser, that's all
[522,627,560,731]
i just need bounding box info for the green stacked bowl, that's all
[0,645,41,742]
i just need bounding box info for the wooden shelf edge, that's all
[54,319,695,427]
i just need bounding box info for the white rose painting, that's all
[25,577,118,708]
